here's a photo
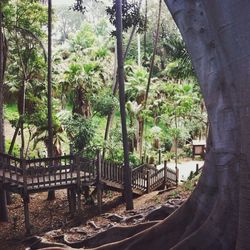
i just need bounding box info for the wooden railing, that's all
[131,164,149,192]
[167,166,178,184]
[101,160,124,183]
[149,168,165,191]
[0,153,179,195]
[0,153,23,187]
[26,155,75,188]
[78,156,96,182]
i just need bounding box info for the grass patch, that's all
[4,103,19,122]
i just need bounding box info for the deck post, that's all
[158,150,161,165]
[68,188,76,216]
[21,158,28,196]
[77,192,81,211]
[176,167,179,186]
[146,170,151,193]
[23,195,30,235]
[164,160,168,189]
[75,155,81,211]
[195,163,199,174]
[96,150,102,214]
[67,188,71,213]
[20,158,31,234]
[141,156,144,164]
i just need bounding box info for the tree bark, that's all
[47,0,56,201]
[103,0,143,159]
[116,0,133,210]
[0,4,8,222]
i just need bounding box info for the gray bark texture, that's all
[116,0,134,210]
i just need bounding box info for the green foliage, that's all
[4,0,48,118]
[71,23,96,49]
[129,153,141,167]
[4,104,19,126]
[162,33,194,80]
[5,139,20,157]
[106,1,146,36]
[1,0,207,164]
[125,65,148,101]
[93,93,118,117]
[162,136,172,152]
[26,99,65,154]
[63,114,95,153]
[183,144,193,158]
[94,47,108,58]
[71,0,101,14]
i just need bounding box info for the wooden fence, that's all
[0,153,178,195]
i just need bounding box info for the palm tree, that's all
[63,62,101,117]
[162,33,194,80]
[126,101,143,152]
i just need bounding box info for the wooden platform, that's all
[0,152,178,234]
[0,153,178,196]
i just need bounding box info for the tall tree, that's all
[47,0,55,201]
[0,2,8,222]
[47,0,53,159]
[103,0,143,159]
[5,0,47,155]
[115,0,133,210]
[139,0,162,159]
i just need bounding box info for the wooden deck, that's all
[0,152,178,234]
[0,153,178,196]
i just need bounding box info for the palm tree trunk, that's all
[143,0,148,61]
[47,0,53,159]
[137,34,141,66]
[20,79,26,159]
[47,0,55,201]
[0,4,8,222]
[115,0,133,210]
[139,0,162,159]
[8,118,21,155]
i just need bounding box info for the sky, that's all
[53,0,75,6]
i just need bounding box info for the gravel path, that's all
[158,159,204,182]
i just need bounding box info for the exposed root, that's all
[28,242,70,250]
[89,155,238,250]
[35,152,240,250]
[33,248,72,250]
[77,221,159,248]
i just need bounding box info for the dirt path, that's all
[0,181,193,250]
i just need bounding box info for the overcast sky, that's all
[53,0,75,6]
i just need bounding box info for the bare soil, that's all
[0,183,193,250]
